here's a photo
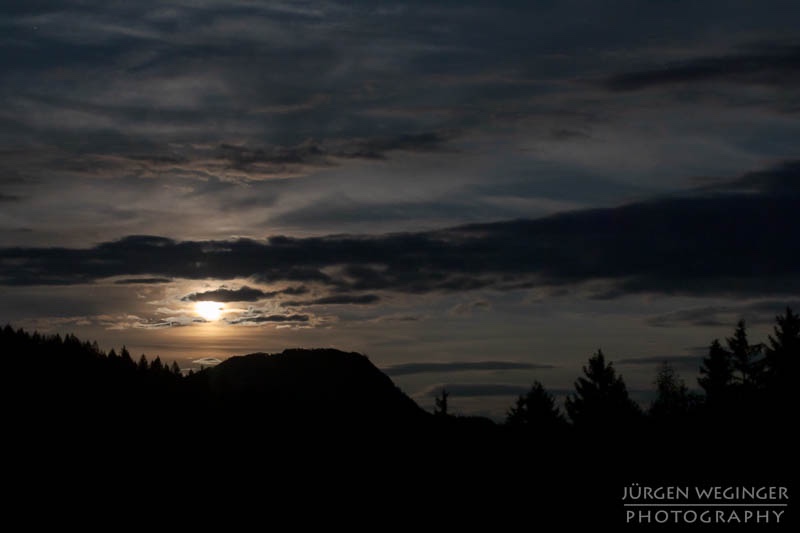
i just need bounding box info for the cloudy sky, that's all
[2,1,799,417]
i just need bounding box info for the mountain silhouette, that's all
[187,348,428,429]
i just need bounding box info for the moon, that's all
[195,301,224,321]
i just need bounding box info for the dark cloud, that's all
[228,314,309,324]
[113,277,172,285]
[606,45,800,91]
[708,160,800,195]
[422,384,533,398]
[646,307,734,328]
[217,142,327,169]
[135,319,186,329]
[448,300,492,317]
[271,196,517,228]
[0,161,798,298]
[420,383,579,398]
[184,286,261,302]
[384,361,555,376]
[184,286,270,302]
[739,300,800,314]
[647,300,800,328]
[0,193,22,202]
[216,132,451,173]
[336,132,453,160]
[280,285,309,296]
[616,355,704,372]
[256,267,332,284]
[467,174,653,206]
[373,315,420,323]
[183,285,308,302]
[549,129,591,141]
[281,294,381,307]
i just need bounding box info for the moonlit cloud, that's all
[192,357,223,366]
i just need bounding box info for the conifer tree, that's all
[650,362,692,419]
[120,346,134,368]
[434,388,449,416]
[763,307,800,392]
[565,349,640,428]
[506,381,565,430]
[726,320,762,387]
[698,339,733,402]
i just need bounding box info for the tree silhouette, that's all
[650,362,694,420]
[565,349,640,428]
[506,381,566,431]
[726,320,762,387]
[763,307,800,391]
[120,346,135,369]
[698,339,733,404]
[434,388,449,416]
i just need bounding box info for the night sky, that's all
[2,1,799,418]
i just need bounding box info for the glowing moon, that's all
[195,301,223,321]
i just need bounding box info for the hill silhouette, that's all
[188,348,429,428]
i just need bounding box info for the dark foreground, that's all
[3,325,796,530]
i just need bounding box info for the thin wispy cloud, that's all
[384,361,555,377]
[606,45,800,91]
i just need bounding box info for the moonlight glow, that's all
[195,301,224,321]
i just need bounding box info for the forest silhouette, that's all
[3,309,797,528]
[6,308,796,433]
